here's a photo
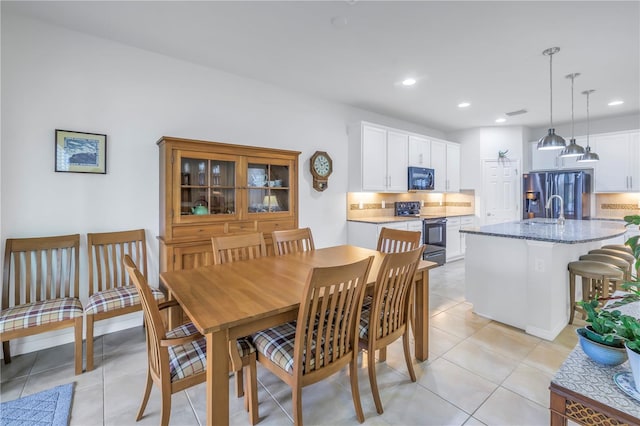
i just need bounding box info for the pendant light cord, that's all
[549,52,553,127]
[570,75,575,139]
[586,91,590,147]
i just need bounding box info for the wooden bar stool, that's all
[588,249,635,269]
[568,260,624,324]
[579,254,632,281]
[601,244,633,255]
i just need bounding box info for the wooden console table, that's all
[550,345,640,425]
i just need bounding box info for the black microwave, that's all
[408,167,435,191]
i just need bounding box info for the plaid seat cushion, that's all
[0,298,83,333]
[165,322,255,382]
[166,322,207,381]
[85,285,164,315]
[359,296,373,339]
[253,320,332,374]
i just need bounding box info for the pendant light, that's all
[537,47,567,150]
[559,73,585,158]
[578,89,599,162]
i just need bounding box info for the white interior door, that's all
[482,159,520,225]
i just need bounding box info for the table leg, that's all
[206,331,229,426]
[414,269,429,361]
[549,389,568,426]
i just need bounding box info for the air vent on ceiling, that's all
[505,109,528,117]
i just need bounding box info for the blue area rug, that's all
[0,383,74,426]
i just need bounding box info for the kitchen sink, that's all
[522,220,558,225]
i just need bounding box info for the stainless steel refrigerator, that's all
[522,170,592,220]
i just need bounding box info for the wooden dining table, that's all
[159,244,437,426]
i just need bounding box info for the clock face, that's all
[313,154,331,177]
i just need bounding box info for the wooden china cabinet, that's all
[158,136,300,284]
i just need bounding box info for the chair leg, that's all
[235,369,244,398]
[136,368,153,421]
[246,353,259,425]
[402,331,416,382]
[3,341,11,364]
[368,347,383,415]
[292,385,303,426]
[74,317,83,375]
[160,384,171,426]
[568,271,576,324]
[86,314,95,372]
[349,354,365,423]
[378,347,387,362]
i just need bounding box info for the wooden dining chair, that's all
[85,229,164,371]
[358,245,424,414]
[374,226,422,360]
[251,256,373,425]
[1,234,84,374]
[376,227,422,254]
[123,255,258,425]
[210,232,265,409]
[272,228,315,256]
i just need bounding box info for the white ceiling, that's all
[4,1,639,133]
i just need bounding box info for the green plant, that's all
[577,299,629,346]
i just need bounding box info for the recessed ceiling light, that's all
[402,78,416,86]
[495,118,506,123]
[458,102,471,108]
[608,100,624,106]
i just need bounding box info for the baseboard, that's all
[1,311,143,360]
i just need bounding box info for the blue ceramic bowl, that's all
[576,328,628,366]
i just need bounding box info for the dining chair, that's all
[251,256,374,425]
[210,232,265,405]
[376,227,422,254]
[272,228,315,256]
[1,234,84,374]
[374,226,422,360]
[123,255,258,425]
[85,229,164,371]
[358,245,424,414]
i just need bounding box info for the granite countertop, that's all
[348,212,474,224]
[459,218,626,244]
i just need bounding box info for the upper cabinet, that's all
[430,139,460,192]
[349,122,408,192]
[530,137,592,171]
[408,135,431,167]
[592,130,640,192]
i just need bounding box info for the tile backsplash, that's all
[595,193,640,219]
[347,190,475,219]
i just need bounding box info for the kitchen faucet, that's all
[545,194,565,226]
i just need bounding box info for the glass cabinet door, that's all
[178,152,237,219]
[247,160,291,215]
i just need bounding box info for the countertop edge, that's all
[348,213,475,224]
[460,228,627,244]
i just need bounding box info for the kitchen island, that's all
[460,219,627,340]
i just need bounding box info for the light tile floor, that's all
[0,259,584,425]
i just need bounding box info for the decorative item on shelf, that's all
[310,151,333,191]
[54,129,107,174]
[197,161,206,185]
[211,164,220,186]
[577,89,600,163]
[191,198,209,215]
[559,73,586,158]
[537,47,566,151]
[263,195,279,212]
[182,162,191,184]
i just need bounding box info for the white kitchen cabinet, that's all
[347,220,420,250]
[408,135,431,167]
[446,142,461,192]
[348,122,408,192]
[430,139,460,193]
[407,220,423,244]
[446,217,461,261]
[459,215,476,254]
[530,140,563,170]
[431,139,447,192]
[593,130,640,192]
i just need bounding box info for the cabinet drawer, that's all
[460,216,475,226]
[172,223,227,239]
[258,219,296,235]
[446,217,461,226]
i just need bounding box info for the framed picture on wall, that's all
[55,129,107,174]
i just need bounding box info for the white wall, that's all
[0,14,444,355]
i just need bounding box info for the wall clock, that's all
[310,151,333,191]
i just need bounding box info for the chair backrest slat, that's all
[371,246,424,341]
[211,232,267,265]
[376,227,422,254]
[294,256,373,379]
[272,228,315,256]
[2,234,80,309]
[88,229,147,296]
